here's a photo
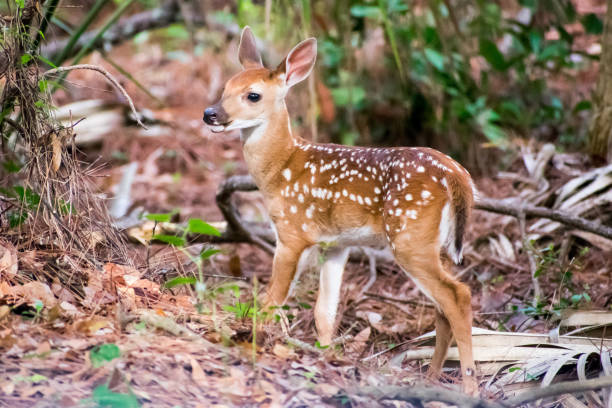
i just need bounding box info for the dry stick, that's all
[504,375,612,407]
[42,64,147,130]
[361,385,500,408]
[475,197,612,240]
[361,376,612,408]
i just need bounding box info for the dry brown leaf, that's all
[190,357,207,386]
[73,318,113,335]
[346,327,371,355]
[315,383,340,398]
[12,281,57,306]
[1,381,15,396]
[0,240,18,278]
[36,341,51,354]
[272,343,297,360]
[0,305,10,321]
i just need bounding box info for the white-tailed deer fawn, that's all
[204,27,477,394]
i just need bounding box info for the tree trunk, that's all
[589,0,612,162]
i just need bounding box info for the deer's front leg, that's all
[315,247,350,346]
[264,240,307,308]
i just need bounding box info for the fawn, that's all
[204,27,477,394]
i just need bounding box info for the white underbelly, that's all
[317,226,386,248]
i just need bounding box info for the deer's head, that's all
[203,27,317,133]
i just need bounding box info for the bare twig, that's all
[42,64,147,129]
[475,197,612,239]
[284,335,323,354]
[504,375,612,407]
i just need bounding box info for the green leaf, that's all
[187,218,220,236]
[164,24,190,40]
[13,186,40,209]
[528,30,542,54]
[479,38,507,71]
[298,302,312,309]
[90,343,121,368]
[537,41,569,62]
[14,0,24,9]
[58,199,75,215]
[20,54,32,65]
[330,86,366,107]
[508,366,522,372]
[424,48,445,71]
[152,234,185,247]
[2,160,21,173]
[314,341,329,349]
[350,5,381,19]
[573,100,592,113]
[518,0,538,9]
[92,385,140,408]
[144,213,171,223]
[8,211,27,228]
[13,374,48,383]
[200,248,221,259]
[38,80,48,93]
[164,276,196,289]
[36,55,57,68]
[581,13,603,35]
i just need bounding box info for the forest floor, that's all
[1,34,611,408]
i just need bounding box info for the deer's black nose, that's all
[203,107,218,125]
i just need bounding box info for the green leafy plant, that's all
[90,385,140,408]
[90,343,121,368]
[148,213,221,310]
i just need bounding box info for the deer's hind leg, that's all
[391,231,477,395]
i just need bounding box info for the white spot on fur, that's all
[421,190,431,199]
[282,168,291,181]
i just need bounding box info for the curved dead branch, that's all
[43,64,147,129]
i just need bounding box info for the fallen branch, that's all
[361,385,499,408]
[474,197,612,240]
[215,175,276,254]
[41,0,198,62]
[43,64,146,129]
[503,375,612,407]
[360,375,612,408]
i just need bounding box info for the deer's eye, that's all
[247,92,261,102]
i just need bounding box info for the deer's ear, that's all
[238,26,262,69]
[276,38,317,88]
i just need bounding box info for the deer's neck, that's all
[241,106,297,191]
